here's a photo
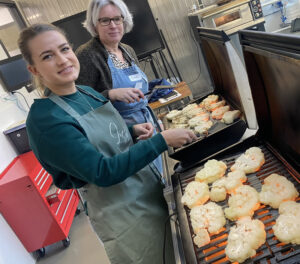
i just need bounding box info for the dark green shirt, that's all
[26,86,167,189]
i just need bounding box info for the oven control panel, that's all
[250,0,263,19]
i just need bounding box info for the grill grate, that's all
[179,144,300,264]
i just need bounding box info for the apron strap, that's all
[49,94,82,121]
[119,44,136,64]
[77,86,106,103]
[48,87,107,122]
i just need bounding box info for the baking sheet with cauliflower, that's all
[164,94,241,140]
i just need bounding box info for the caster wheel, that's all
[62,236,70,248]
[36,247,46,258]
[75,208,81,216]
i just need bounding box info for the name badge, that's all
[135,82,142,89]
[129,73,142,82]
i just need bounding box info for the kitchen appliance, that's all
[166,28,257,169]
[189,0,265,37]
[166,30,300,264]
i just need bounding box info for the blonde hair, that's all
[18,24,67,96]
[84,0,133,37]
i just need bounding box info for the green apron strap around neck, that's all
[49,93,82,120]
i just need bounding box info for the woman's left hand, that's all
[133,123,154,140]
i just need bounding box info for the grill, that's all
[173,139,300,264]
[167,29,300,264]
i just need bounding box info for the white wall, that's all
[0,84,37,264]
[0,85,37,171]
[0,215,35,264]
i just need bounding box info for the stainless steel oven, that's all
[189,0,264,35]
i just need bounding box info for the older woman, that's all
[76,0,163,174]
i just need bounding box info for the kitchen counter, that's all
[272,25,300,35]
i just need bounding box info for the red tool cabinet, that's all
[0,151,80,253]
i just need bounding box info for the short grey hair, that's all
[84,0,133,37]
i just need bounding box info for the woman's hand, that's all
[133,123,154,140]
[161,128,197,148]
[108,88,144,103]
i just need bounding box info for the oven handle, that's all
[202,0,250,19]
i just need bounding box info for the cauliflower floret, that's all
[181,181,209,209]
[190,202,226,235]
[209,170,246,202]
[273,201,300,244]
[224,170,247,193]
[200,94,219,108]
[211,106,230,119]
[193,229,210,248]
[188,113,210,128]
[185,107,206,118]
[210,178,227,202]
[194,121,213,134]
[181,103,198,113]
[224,185,260,221]
[195,159,227,184]
[221,110,241,124]
[225,216,266,263]
[206,100,226,111]
[259,174,299,208]
[172,115,188,124]
[231,147,265,174]
[190,202,226,248]
[166,110,182,121]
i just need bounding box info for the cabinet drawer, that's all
[33,167,53,196]
[50,189,79,233]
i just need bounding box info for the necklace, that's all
[60,89,95,112]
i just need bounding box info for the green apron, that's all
[49,87,174,264]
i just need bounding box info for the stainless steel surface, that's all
[224,18,264,35]
[202,0,250,17]
[163,151,186,264]
[203,3,253,30]
[148,0,213,97]
[15,0,87,24]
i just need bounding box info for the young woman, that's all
[18,24,196,264]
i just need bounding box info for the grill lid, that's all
[239,30,300,172]
[197,27,257,129]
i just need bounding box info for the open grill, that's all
[167,29,300,264]
[174,140,300,264]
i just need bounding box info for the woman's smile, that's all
[28,30,80,94]
[58,65,74,75]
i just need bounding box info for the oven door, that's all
[202,3,253,32]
